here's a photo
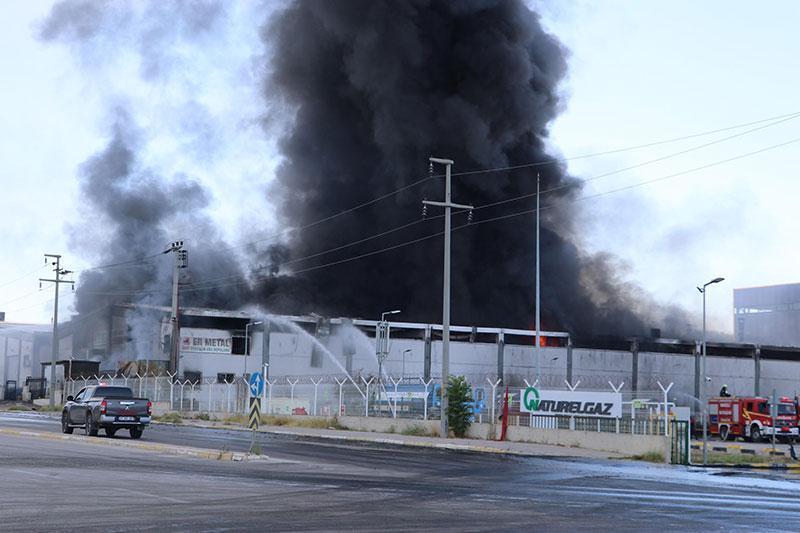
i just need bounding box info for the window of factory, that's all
[310,346,322,368]
[184,371,202,384]
[217,373,234,383]
[231,335,247,355]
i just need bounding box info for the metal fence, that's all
[62,373,676,436]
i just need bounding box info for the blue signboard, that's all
[249,372,264,397]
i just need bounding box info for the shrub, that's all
[447,375,474,438]
[154,412,183,424]
[401,424,433,437]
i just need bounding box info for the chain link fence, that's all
[62,372,676,436]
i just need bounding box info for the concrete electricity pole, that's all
[535,173,541,383]
[698,276,724,465]
[423,157,472,438]
[164,241,187,376]
[40,254,74,407]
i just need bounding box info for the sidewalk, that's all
[164,418,627,460]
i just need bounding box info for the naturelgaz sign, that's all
[520,387,622,418]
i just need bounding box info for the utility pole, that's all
[164,241,187,376]
[423,158,472,438]
[535,173,541,383]
[40,254,74,407]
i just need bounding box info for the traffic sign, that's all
[249,372,264,397]
[248,397,261,430]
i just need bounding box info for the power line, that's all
[86,134,800,299]
[187,113,800,279]
[450,110,800,178]
[42,110,800,291]
[0,264,47,290]
[233,110,800,250]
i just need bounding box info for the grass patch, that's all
[5,405,32,412]
[193,412,211,421]
[223,414,247,426]
[692,450,793,465]
[153,412,184,424]
[627,451,666,463]
[400,424,435,437]
[260,415,345,430]
[34,405,63,412]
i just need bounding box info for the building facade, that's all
[734,283,800,347]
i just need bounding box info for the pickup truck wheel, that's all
[85,413,98,437]
[129,426,143,440]
[61,412,73,434]
[106,427,117,437]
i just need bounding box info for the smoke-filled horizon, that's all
[258,0,692,336]
[40,0,694,339]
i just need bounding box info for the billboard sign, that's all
[520,387,622,418]
[181,328,232,354]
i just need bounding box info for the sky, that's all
[1,0,798,338]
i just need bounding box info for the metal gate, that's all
[670,420,690,465]
[4,380,17,401]
[26,378,46,400]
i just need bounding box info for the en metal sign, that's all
[520,387,623,418]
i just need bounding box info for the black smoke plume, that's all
[261,0,688,336]
[69,112,251,319]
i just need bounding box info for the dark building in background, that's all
[734,283,800,347]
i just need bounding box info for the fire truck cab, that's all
[708,396,798,442]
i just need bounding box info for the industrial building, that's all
[734,282,800,347]
[0,321,51,400]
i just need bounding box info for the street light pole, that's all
[424,158,473,438]
[698,276,724,465]
[377,310,400,415]
[244,321,263,378]
[402,349,411,380]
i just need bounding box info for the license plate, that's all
[118,416,135,422]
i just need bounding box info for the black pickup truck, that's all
[62,385,151,439]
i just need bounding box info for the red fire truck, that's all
[708,396,798,442]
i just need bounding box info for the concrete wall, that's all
[337,416,664,456]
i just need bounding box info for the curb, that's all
[264,428,542,458]
[152,419,543,458]
[691,462,800,470]
[0,427,266,463]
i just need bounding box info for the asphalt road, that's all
[1,412,799,532]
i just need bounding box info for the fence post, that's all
[166,372,176,411]
[387,377,402,419]
[564,380,580,431]
[421,377,432,420]
[190,381,197,411]
[225,378,233,413]
[361,377,374,417]
[287,378,299,410]
[334,377,347,417]
[486,378,502,425]
[657,381,675,465]
[310,378,322,416]
[265,379,274,415]
[523,379,539,428]
[609,381,624,434]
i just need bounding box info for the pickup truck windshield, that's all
[93,387,134,399]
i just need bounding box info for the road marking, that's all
[10,469,56,479]
[548,487,800,510]
[114,486,190,504]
